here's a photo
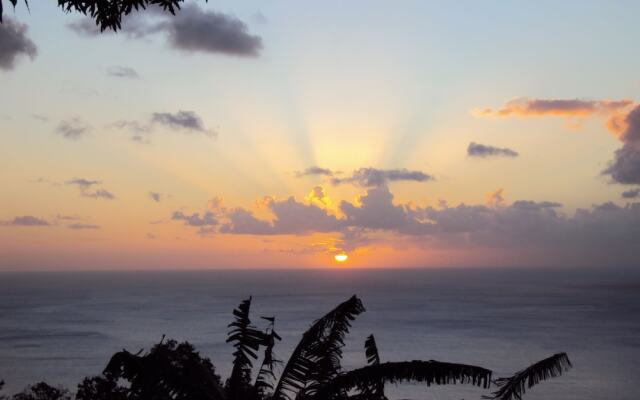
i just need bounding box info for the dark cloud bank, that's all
[170,184,640,266]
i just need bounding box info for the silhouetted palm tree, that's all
[0,0,205,29]
[483,353,572,400]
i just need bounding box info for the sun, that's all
[334,253,348,263]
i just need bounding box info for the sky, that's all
[1,0,639,270]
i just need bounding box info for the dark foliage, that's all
[11,382,71,400]
[318,360,492,400]
[104,338,225,400]
[484,353,572,400]
[272,295,365,400]
[362,335,385,400]
[0,1,207,31]
[364,335,380,366]
[75,376,127,400]
[225,297,269,400]
[254,317,282,397]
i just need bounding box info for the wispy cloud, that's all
[467,142,518,158]
[1,215,50,226]
[68,223,100,230]
[475,98,633,118]
[65,178,116,200]
[331,168,433,187]
[55,118,91,140]
[106,65,139,79]
[294,166,336,178]
[113,111,216,141]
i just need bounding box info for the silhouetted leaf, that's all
[272,295,365,400]
[484,353,572,400]
[318,360,492,399]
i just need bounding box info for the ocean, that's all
[0,267,639,399]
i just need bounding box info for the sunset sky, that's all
[1,0,639,269]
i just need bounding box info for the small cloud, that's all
[149,191,163,202]
[55,118,91,140]
[151,111,215,136]
[68,223,100,230]
[332,168,433,187]
[294,166,335,178]
[65,178,115,200]
[468,142,518,158]
[146,233,157,239]
[106,65,139,79]
[1,215,50,226]
[0,17,37,71]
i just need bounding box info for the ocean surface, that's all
[0,267,639,399]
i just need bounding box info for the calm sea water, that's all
[0,267,639,399]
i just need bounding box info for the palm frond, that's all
[318,360,492,400]
[226,296,268,399]
[362,334,385,399]
[483,353,572,400]
[364,335,380,366]
[272,295,365,400]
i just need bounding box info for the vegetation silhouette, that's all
[0,0,206,30]
[1,295,572,400]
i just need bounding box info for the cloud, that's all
[112,111,215,142]
[169,185,640,265]
[1,215,50,226]
[68,223,100,230]
[162,4,262,56]
[294,166,335,178]
[622,188,640,199]
[332,168,433,187]
[106,65,139,79]
[467,142,518,158]
[149,192,163,202]
[603,105,640,184]
[151,111,215,136]
[55,119,91,140]
[68,4,261,57]
[476,98,633,118]
[172,210,218,236]
[220,196,344,235]
[65,178,115,200]
[0,17,37,71]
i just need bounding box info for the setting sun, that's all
[334,253,348,263]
